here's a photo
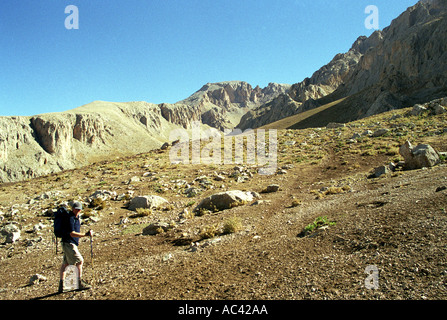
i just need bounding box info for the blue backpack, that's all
[54,207,70,238]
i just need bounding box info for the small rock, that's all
[362,130,373,137]
[29,274,47,285]
[214,174,226,181]
[184,187,202,198]
[372,128,390,137]
[127,176,141,184]
[162,253,173,261]
[1,224,21,243]
[90,190,117,201]
[409,104,427,116]
[262,184,280,193]
[143,172,156,177]
[371,166,390,178]
[436,186,446,192]
[142,222,173,235]
[33,223,46,233]
[326,123,346,129]
[160,142,170,150]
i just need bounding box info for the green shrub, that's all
[304,216,336,233]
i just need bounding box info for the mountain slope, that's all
[0,82,289,183]
[238,0,447,130]
[177,81,290,130]
[237,33,382,130]
[0,101,180,183]
[1,105,447,301]
[333,0,447,119]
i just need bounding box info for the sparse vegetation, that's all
[90,198,106,210]
[131,208,153,218]
[222,216,243,235]
[199,224,221,240]
[1,101,447,300]
[302,216,336,235]
[290,200,302,207]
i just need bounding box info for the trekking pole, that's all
[89,233,94,268]
[89,232,94,285]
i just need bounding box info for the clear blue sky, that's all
[0,0,419,116]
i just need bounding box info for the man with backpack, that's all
[56,201,93,293]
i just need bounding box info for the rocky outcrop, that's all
[406,97,447,116]
[238,0,447,130]
[30,115,77,160]
[159,103,202,129]
[1,224,21,243]
[0,101,178,183]
[238,94,301,130]
[180,81,291,130]
[336,0,447,118]
[237,34,380,130]
[291,32,382,103]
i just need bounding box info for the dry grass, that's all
[222,216,243,235]
[199,224,221,240]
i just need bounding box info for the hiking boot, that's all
[58,280,67,293]
[78,279,92,290]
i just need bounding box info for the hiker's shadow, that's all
[31,291,63,300]
[31,288,87,300]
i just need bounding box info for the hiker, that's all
[58,201,93,293]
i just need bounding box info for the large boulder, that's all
[399,141,440,170]
[128,195,169,211]
[194,190,259,212]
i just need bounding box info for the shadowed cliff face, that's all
[236,33,381,130]
[337,0,447,117]
[177,81,291,131]
[237,0,447,130]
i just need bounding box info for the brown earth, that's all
[1,107,447,302]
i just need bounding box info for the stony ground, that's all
[1,107,447,302]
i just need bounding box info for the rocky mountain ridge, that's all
[173,81,290,130]
[0,82,288,183]
[237,31,383,130]
[238,0,447,130]
[3,0,446,184]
